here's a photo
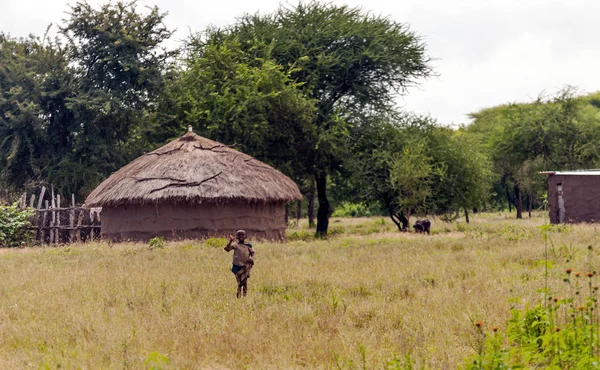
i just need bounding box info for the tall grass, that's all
[0,212,596,368]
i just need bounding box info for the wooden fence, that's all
[15,186,101,244]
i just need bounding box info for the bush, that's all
[332,202,373,218]
[204,237,227,248]
[0,203,35,247]
[465,266,600,369]
[148,236,165,250]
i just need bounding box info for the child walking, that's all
[224,230,255,298]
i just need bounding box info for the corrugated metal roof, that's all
[539,170,600,176]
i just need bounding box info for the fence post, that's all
[76,210,83,243]
[50,195,56,244]
[90,210,95,242]
[69,195,75,243]
[42,200,49,244]
[57,195,61,244]
[37,186,46,209]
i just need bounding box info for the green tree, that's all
[57,0,176,196]
[162,39,317,183]
[0,32,72,194]
[350,114,492,230]
[191,2,433,235]
[467,87,598,218]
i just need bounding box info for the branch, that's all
[133,176,186,183]
[230,154,243,163]
[149,171,223,193]
[193,144,229,153]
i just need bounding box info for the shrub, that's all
[148,236,165,250]
[0,203,35,247]
[332,202,372,218]
[288,230,313,241]
[465,262,600,369]
[204,237,227,248]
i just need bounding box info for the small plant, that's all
[500,224,532,241]
[203,237,227,248]
[385,353,421,369]
[145,351,169,370]
[456,222,468,233]
[465,259,600,369]
[148,236,165,250]
[288,230,313,241]
[0,203,35,247]
[332,202,373,218]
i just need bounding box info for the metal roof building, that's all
[540,170,600,224]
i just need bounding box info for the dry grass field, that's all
[1,212,599,369]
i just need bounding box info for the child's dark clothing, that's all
[225,243,253,273]
[225,241,254,298]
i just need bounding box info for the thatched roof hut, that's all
[85,129,302,242]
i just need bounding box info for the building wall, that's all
[547,175,600,224]
[101,201,287,242]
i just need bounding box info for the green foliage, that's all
[288,230,314,242]
[0,204,35,247]
[167,39,317,182]
[57,1,176,197]
[148,237,165,250]
[187,2,433,234]
[389,138,442,214]
[1,1,175,198]
[0,33,70,193]
[465,257,600,369]
[466,87,600,216]
[466,302,600,369]
[385,353,422,369]
[348,113,492,230]
[203,237,227,249]
[144,351,169,370]
[332,203,373,218]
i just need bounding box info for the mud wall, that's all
[547,175,600,224]
[101,201,287,242]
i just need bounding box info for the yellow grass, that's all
[1,212,599,369]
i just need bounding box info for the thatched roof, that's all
[85,131,302,207]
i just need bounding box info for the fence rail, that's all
[16,186,101,245]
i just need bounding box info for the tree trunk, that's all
[527,194,532,218]
[514,184,523,219]
[307,181,315,228]
[296,200,302,221]
[315,174,329,237]
[390,211,409,232]
[465,208,470,223]
[506,188,512,212]
[472,207,478,214]
[399,212,409,231]
[389,211,401,231]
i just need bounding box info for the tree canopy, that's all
[466,87,600,218]
[0,1,176,198]
[187,1,433,234]
[6,0,600,233]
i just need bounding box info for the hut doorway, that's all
[557,184,565,223]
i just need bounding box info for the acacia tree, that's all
[160,39,317,184]
[191,2,433,235]
[349,114,492,230]
[56,0,176,196]
[468,87,591,218]
[0,33,72,193]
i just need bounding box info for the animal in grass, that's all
[224,230,255,298]
[413,219,431,234]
